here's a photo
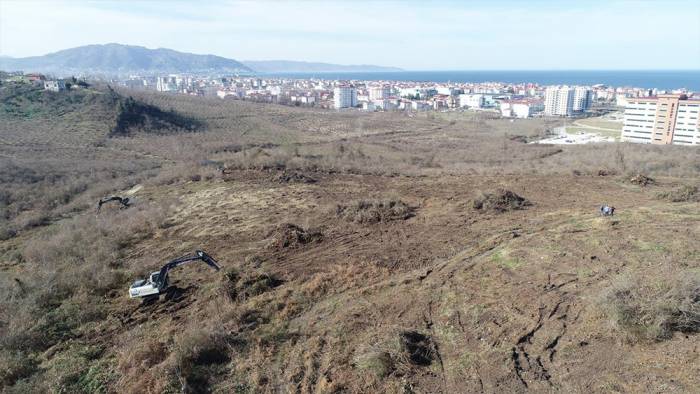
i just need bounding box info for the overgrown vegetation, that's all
[656,184,699,202]
[600,271,700,342]
[111,93,204,137]
[0,202,169,389]
[172,327,231,392]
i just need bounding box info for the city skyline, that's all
[1,0,699,71]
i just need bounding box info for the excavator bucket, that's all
[196,250,221,271]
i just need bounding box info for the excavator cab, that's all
[129,271,161,298]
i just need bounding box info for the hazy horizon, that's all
[1,43,699,72]
[1,0,699,70]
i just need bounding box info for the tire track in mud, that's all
[417,230,521,393]
[414,222,582,392]
[510,286,575,389]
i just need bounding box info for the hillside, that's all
[0,44,252,76]
[242,60,403,73]
[1,87,699,393]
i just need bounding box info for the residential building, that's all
[500,99,544,118]
[572,87,592,112]
[544,86,591,116]
[372,99,394,111]
[291,95,315,105]
[544,86,574,116]
[361,101,376,111]
[621,94,700,145]
[615,94,629,107]
[43,80,66,92]
[411,101,431,111]
[459,94,484,108]
[27,73,46,83]
[156,76,178,92]
[369,86,391,100]
[333,86,357,109]
[436,86,463,96]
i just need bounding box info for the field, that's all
[568,117,624,140]
[1,83,699,393]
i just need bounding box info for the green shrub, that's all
[0,351,39,388]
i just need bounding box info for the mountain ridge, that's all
[242,59,403,73]
[0,44,403,75]
[0,43,252,76]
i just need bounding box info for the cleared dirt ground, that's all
[98,170,699,393]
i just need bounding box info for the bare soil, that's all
[100,170,700,393]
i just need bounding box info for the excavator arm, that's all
[155,250,221,290]
[97,196,130,211]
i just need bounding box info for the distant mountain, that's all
[242,60,403,73]
[0,44,253,76]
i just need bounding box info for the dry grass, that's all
[600,271,700,342]
[0,200,171,388]
[656,185,699,202]
[171,326,231,392]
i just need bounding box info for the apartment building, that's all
[156,76,178,92]
[368,86,391,100]
[43,80,66,92]
[333,86,357,109]
[500,99,544,118]
[544,86,591,116]
[622,94,700,145]
[459,94,484,108]
[572,86,592,112]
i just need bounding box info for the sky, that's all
[1,0,699,70]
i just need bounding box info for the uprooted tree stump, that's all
[400,330,435,366]
[336,199,414,224]
[472,189,531,213]
[267,223,323,249]
[274,171,317,184]
[597,169,617,177]
[629,173,655,186]
[221,268,284,303]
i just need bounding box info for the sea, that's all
[260,70,699,91]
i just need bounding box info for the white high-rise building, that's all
[544,86,573,116]
[545,86,592,116]
[369,86,391,100]
[572,87,592,112]
[334,86,357,109]
[156,76,178,92]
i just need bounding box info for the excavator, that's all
[128,250,221,300]
[97,196,131,212]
